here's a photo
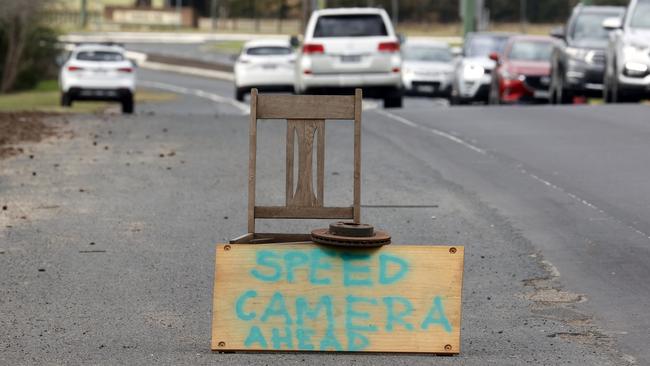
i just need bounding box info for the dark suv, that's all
[549,4,625,103]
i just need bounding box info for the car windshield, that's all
[76,51,124,61]
[403,46,452,62]
[465,36,508,57]
[571,12,618,40]
[313,14,388,37]
[629,1,650,29]
[508,41,553,61]
[246,47,292,56]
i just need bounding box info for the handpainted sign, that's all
[211,243,464,353]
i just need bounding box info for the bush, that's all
[0,26,59,92]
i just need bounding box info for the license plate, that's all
[340,55,361,63]
[534,90,550,99]
[417,85,435,93]
[261,64,277,69]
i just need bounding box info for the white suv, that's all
[603,0,650,103]
[295,8,403,108]
[59,44,136,114]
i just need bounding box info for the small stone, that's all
[32,172,37,176]
[2,205,7,211]
[29,155,34,159]
[38,268,45,272]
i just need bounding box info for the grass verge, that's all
[0,80,176,113]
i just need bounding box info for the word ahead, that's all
[212,243,464,354]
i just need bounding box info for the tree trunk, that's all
[1,15,27,93]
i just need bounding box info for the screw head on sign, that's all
[218,341,226,347]
[444,344,452,351]
[449,247,457,254]
[224,245,231,251]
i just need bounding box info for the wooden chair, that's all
[231,88,362,244]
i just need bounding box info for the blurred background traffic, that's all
[1,0,649,112]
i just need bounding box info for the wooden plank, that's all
[286,120,323,208]
[254,233,313,242]
[248,89,258,233]
[230,233,255,244]
[353,89,362,224]
[255,206,353,219]
[256,94,356,120]
[285,122,295,206]
[230,233,313,244]
[316,119,325,204]
[211,243,464,353]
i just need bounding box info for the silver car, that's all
[451,32,512,105]
[603,0,650,103]
[401,40,454,98]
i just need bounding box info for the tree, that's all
[0,0,49,93]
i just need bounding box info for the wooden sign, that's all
[211,243,464,354]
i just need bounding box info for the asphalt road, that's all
[1,67,647,365]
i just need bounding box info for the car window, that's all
[508,41,553,62]
[246,47,292,56]
[464,36,509,57]
[570,12,619,40]
[403,46,452,62]
[313,14,388,38]
[629,1,650,29]
[76,51,124,62]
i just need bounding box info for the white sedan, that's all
[402,40,455,97]
[234,39,296,101]
[59,44,136,114]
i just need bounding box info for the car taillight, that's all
[378,42,400,53]
[303,43,325,54]
[118,67,133,73]
[392,67,400,73]
[67,66,83,72]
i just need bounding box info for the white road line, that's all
[139,80,249,115]
[373,108,650,242]
[374,109,487,155]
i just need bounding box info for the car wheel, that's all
[556,74,573,104]
[60,92,72,107]
[235,87,246,102]
[549,67,559,104]
[383,90,403,109]
[121,94,134,114]
[488,78,500,105]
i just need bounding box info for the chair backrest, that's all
[248,88,362,233]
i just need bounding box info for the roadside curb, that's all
[125,51,235,81]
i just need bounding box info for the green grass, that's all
[202,40,245,55]
[0,80,176,113]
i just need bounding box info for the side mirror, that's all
[550,26,565,40]
[602,17,622,31]
[129,59,138,68]
[55,54,67,67]
[230,54,239,62]
[397,33,406,45]
[290,35,300,48]
[488,52,499,62]
[451,46,462,58]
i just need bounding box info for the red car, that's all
[488,35,558,104]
